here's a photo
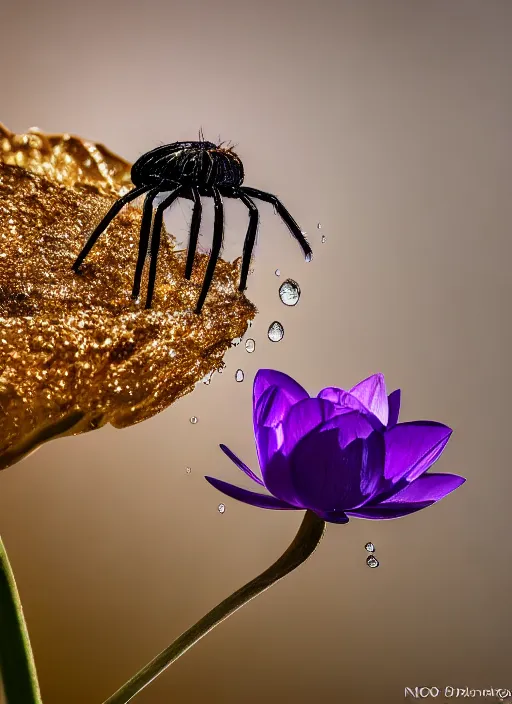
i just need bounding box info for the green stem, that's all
[0,536,43,704]
[103,510,326,704]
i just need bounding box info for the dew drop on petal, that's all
[275,269,281,276]
[321,235,326,244]
[245,338,256,353]
[365,542,375,553]
[218,503,226,514]
[190,416,198,424]
[268,321,284,342]
[366,555,379,568]
[235,369,244,382]
[279,279,301,306]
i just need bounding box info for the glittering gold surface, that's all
[0,129,256,471]
[0,123,132,197]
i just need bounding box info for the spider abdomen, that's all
[131,141,244,191]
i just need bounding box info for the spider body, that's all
[131,141,244,192]
[72,140,312,313]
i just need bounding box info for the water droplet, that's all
[321,235,326,244]
[305,251,313,262]
[218,503,226,514]
[231,336,242,347]
[245,338,255,353]
[366,555,379,568]
[317,222,322,229]
[365,542,375,553]
[186,467,191,474]
[279,279,301,306]
[235,369,244,382]
[190,416,198,424]
[169,348,176,357]
[268,321,284,342]
[217,366,224,374]
[275,269,281,276]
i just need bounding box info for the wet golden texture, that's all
[0,122,132,197]
[0,129,256,471]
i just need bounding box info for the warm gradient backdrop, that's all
[1,1,511,703]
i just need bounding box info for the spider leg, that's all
[237,191,259,292]
[144,186,183,309]
[194,186,224,314]
[72,184,150,272]
[239,186,312,262]
[184,186,202,280]
[131,186,163,300]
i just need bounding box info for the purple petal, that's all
[260,450,303,506]
[253,369,309,414]
[315,510,350,524]
[254,423,282,473]
[254,385,291,429]
[346,502,434,520]
[384,421,453,483]
[317,387,383,431]
[289,431,385,512]
[381,472,465,504]
[349,373,389,426]
[219,444,264,486]
[387,389,401,428]
[280,398,340,456]
[314,410,375,448]
[204,476,297,510]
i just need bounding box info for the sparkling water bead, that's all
[245,338,256,353]
[278,279,301,306]
[218,503,226,514]
[366,555,379,568]
[365,542,375,553]
[267,321,284,342]
[235,369,244,382]
[190,416,198,424]
[275,269,281,276]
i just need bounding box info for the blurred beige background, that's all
[1,1,512,702]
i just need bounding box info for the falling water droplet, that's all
[365,542,375,553]
[366,555,379,568]
[186,467,192,474]
[279,279,301,306]
[245,338,255,353]
[321,235,326,244]
[317,222,322,229]
[235,369,244,382]
[218,503,226,514]
[275,269,281,276]
[268,321,284,342]
[190,416,198,424]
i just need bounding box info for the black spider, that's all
[72,139,312,313]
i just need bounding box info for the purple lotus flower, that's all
[205,369,465,524]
